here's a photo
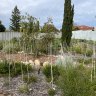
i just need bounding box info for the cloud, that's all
[74,0,96,26]
[0,0,96,29]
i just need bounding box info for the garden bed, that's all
[0,52,57,64]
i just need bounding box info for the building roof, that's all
[75,25,94,31]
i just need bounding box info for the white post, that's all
[93,41,95,79]
[50,42,53,88]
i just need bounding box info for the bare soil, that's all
[0,52,57,64]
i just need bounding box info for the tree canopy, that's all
[0,21,6,32]
[10,6,21,31]
[62,0,74,47]
[41,18,59,33]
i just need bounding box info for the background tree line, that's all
[1,0,74,47]
[9,6,59,33]
[0,21,6,32]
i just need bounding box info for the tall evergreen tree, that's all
[10,6,21,31]
[62,0,74,47]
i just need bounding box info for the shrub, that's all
[18,84,29,93]
[43,65,60,81]
[11,62,33,77]
[10,37,19,43]
[48,88,56,96]
[72,43,87,55]
[0,60,9,75]
[37,33,55,54]
[77,58,92,65]
[57,64,95,96]
[41,22,59,33]
[23,75,37,84]
[0,60,33,77]
[2,43,20,53]
[86,49,93,57]
[91,80,96,92]
[72,44,83,54]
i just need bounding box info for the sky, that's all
[0,0,96,29]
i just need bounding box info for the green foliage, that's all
[41,24,59,33]
[19,84,29,93]
[0,22,6,32]
[10,37,19,43]
[71,42,93,57]
[91,79,96,92]
[2,43,20,54]
[52,39,61,55]
[23,75,37,84]
[72,43,87,54]
[0,41,3,50]
[72,44,83,54]
[86,49,93,57]
[0,60,33,77]
[2,38,21,53]
[77,58,93,65]
[57,64,95,96]
[62,0,74,46]
[10,6,21,31]
[20,14,40,56]
[37,33,55,54]
[0,60,9,75]
[20,13,40,33]
[48,88,56,96]
[43,65,60,81]
[41,18,59,33]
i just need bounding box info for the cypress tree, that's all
[62,0,74,47]
[10,6,21,31]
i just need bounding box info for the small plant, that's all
[86,49,93,57]
[43,65,60,82]
[18,84,29,93]
[72,43,87,55]
[73,45,82,54]
[77,58,92,65]
[23,75,37,84]
[48,88,56,96]
[0,60,9,76]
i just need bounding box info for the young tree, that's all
[10,6,21,31]
[62,0,74,47]
[20,14,40,56]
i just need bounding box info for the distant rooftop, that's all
[75,25,94,31]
